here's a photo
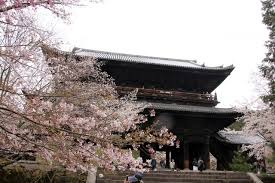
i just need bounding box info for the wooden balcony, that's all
[116,86,219,107]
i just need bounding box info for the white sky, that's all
[54,0,269,108]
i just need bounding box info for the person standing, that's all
[170,159,175,171]
[198,157,205,172]
[192,158,198,171]
[149,146,157,171]
[160,158,166,168]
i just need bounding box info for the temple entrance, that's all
[166,141,210,170]
[189,142,204,169]
[171,145,184,169]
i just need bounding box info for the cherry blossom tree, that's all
[0,0,86,170]
[235,0,275,164]
[229,103,274,163]
[242,109,275,141]
[0,1,175,172]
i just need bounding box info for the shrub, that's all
[229,151,253,172]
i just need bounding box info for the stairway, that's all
[96,170,254,183]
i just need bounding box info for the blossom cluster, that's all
[0,0,177,172]
[235,108,275,160]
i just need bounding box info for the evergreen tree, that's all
[261,0,275,107]
[229,151,253,172]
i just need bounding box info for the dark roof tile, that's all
[73,48,234,71]
[147,102,238,114]
[216,131,266,145]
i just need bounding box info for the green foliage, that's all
[229,151,253,172]
[258,174,275,183]
[270,140,275,150]
[0,166,87,183]
[268,154,275,167]
[267,140,275,167]
[261,0,275,107]
[132,150,140,159]
[228,119,245,131]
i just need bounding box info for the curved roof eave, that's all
[72,47,235,72]
[216,131,266,145]
[147,102,241,115]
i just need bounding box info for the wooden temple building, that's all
[43,46,265,170]
[69,48,244,170]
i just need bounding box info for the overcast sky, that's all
[55,0,269,108]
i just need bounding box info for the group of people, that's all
[123,152,206,182]
[192,157,205,171]
[169,157,205,171]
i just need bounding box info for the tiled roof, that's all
[217,131,266,145]
[72,48,234,71]
[147,102,238,114]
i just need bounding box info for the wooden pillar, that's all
[166,149,170,168]
[184,142,189,169]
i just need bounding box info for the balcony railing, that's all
[116,86,218,106]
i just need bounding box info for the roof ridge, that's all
[73,47,202,66]
[72,47,235,71]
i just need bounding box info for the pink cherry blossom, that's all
[0,0,175,172]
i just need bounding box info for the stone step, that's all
[97,181,196,183]
[98,170,247,175]
[98,173,249,178]
[100,177,249,180]
[97,176,252,182]
[96,171,253,183]
[96,178,252,183]
[97,172,249,179]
